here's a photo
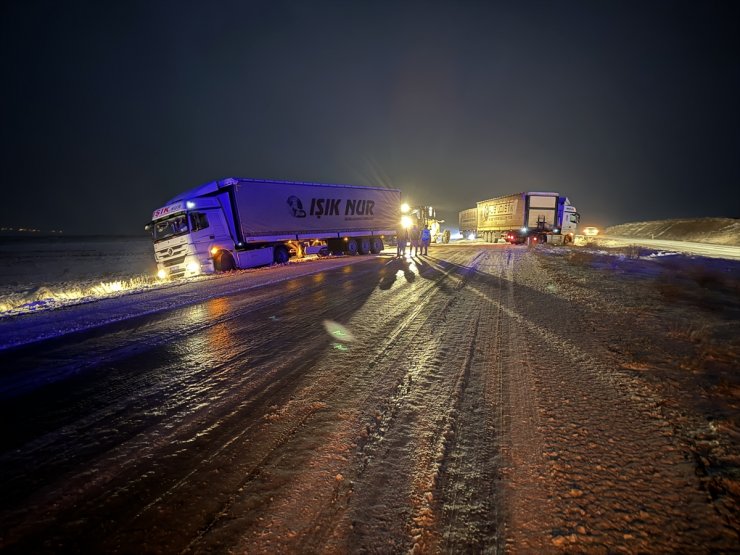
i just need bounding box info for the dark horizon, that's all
[2,0,739,234]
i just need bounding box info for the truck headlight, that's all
[157,269,167,280]
[186,261,200,274]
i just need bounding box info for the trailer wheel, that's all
[274,245,290,264]
[214,250,236,272]
[370,237,384,254]
[358,237,371,255]
[345,238,358,255]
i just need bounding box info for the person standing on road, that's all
[410,224,420,256]
[420,225,432,255]
[397,224,409,256]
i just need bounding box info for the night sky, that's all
[2,0,738,235]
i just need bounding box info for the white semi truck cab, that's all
[147,196,241,279]
[146,177,401,279]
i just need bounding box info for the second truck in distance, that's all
[459,191,580,244]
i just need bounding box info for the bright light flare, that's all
[400,203,410,213]
[157,269,167,280]
[401,215,413,229]
[323,320,355,342]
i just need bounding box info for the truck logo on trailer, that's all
[310,198,341,218]
[286,196,307,218]
[344,199,374,217]
[307,198,376,219]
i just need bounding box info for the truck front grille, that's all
[156,243,189,264]
[162,255,187,268]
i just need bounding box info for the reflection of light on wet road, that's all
[207,297,229,318]
[177,297,237,365]
[204,298,234,353]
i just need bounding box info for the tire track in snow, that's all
[167,252,488,553]
[297,250,490,553]
[433,249,505,553]
[441,249,736,551]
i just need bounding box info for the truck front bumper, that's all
[157,256,214,279]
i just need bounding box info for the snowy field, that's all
[605,217,740,246]
[0,236,158,314]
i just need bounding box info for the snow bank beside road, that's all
[0,235,158,315]
[605,217,740,246]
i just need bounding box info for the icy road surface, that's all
[1,245,738,553]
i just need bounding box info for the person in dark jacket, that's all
[397,225,410,256]
[410,224,420,256]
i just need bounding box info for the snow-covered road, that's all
[1,245,738,553]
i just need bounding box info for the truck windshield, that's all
[151,214,189,242]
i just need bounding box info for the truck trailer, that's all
[458,208,477,239]
[146,177,401,279]
[460,192,579,244]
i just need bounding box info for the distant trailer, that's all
[458,208,478,239]
[459,192,580,244]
